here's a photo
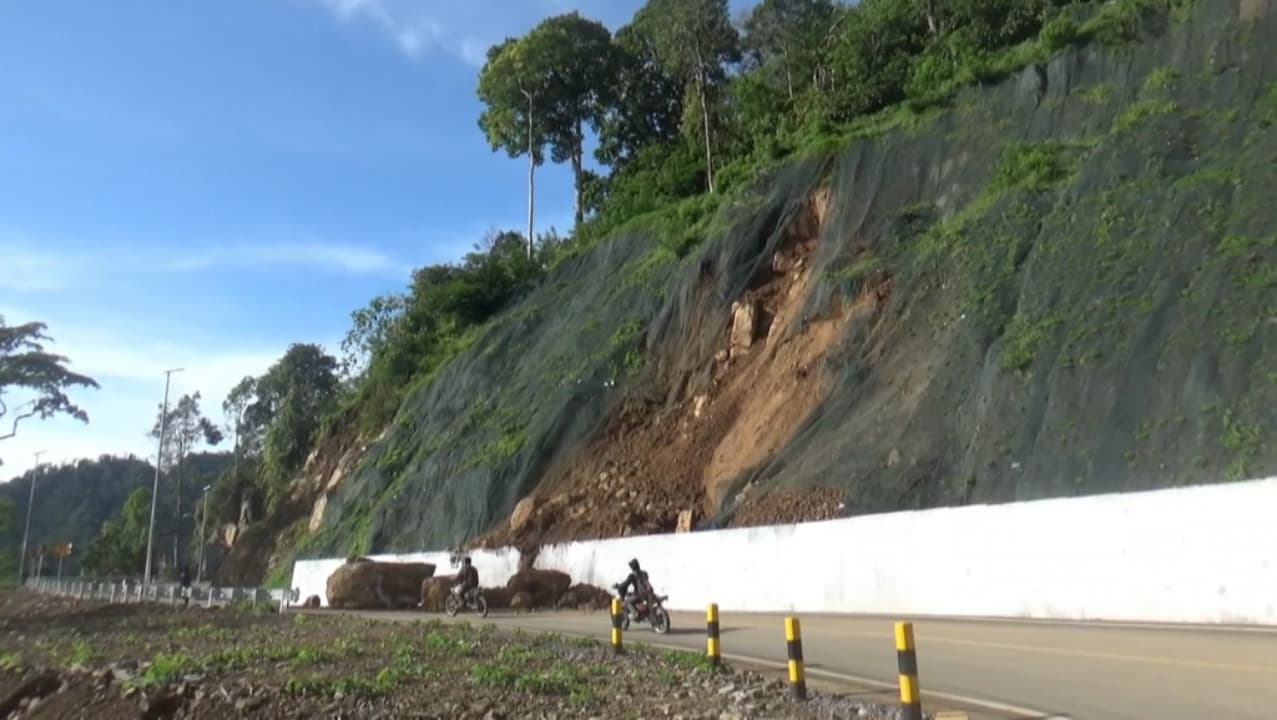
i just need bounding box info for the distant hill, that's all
[1,453,232,578]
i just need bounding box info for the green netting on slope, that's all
[713,0,1277,523]
[307,155,832,555]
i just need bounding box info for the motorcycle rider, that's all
[453,556,480,602]
[616,558,653,618]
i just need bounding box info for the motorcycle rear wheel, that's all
[474,595,489,618]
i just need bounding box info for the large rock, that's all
[555,584,613,611]
[325,558,435,610]
[420,575,455,612]
[729,300,758,358]
[510,497,540,533]
[505,569,572,609]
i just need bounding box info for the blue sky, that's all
[0,0,757,479]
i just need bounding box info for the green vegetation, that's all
[0,651,21,670]
[1001,314,1060,373]
[128,653,197,689]
[1114,98,1178,132]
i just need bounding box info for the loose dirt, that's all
[481,189,871,549]
[0,590,902,719]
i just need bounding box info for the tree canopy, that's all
[0,317,99,460]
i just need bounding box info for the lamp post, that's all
[17,450,46,582]
[144,367,183,588]
[196,484,212,584]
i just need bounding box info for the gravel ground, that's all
[0,590,914,719]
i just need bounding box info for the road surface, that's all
[306,607,1277,720]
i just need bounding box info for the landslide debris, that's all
[0,590,903,719]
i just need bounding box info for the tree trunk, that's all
[174,452,183,571]
[571,120,585,225]
[923,0,940,37]
[783,43,795,102]
[525,91,536,260]
[697,73,716,194]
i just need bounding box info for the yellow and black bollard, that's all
[895,621,923,720]
[785,616,807,700]
[610,598,624,655]
[706,603,722,668]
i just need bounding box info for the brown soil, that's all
[481,188,894,548]
[726,487,847,528]
[0,590,898,719]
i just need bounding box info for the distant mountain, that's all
[1,452,232,578]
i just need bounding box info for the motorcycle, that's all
[613,583,671,634]
[445,586,489,618]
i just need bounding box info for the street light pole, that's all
[17,450,46,583]
[143,367,183,588]
[196,484,211,584]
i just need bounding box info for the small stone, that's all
[719,712,743,720]
[717,683,738,696]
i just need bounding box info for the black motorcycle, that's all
[612,583,671,634]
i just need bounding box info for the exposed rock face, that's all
[729,300,759,358]
[509,497,539,533]
[325,558,435,610]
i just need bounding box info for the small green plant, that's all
[0,652,21,670]
[1222,408,1263,480]
[1040,15,1080,51]
[993,142,1079,192]
[129,653,195,689]
[1113,99,1178,132]
[1145,67,1179,92]
[66,640,96,667]
[1001,314,1058,373]
[472,660,520,689]
[667,650,719,673]
[1081,84,1116,106]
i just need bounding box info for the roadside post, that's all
[610,598,624,655]
[895,621,923,720]
[785,616,807,700]
[706,603,721,668]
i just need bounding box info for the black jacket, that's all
[618,569,651,598]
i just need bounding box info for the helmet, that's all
[462,556,472,566]
[628,558,640,572]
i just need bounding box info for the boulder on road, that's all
[325,557,435,610]
[420,575,455,612]
[506,569,571,609]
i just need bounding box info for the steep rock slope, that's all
[287,0,1276,565]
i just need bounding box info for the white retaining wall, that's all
[292,477,1277,625]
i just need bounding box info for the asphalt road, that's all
[312,607,1277,720]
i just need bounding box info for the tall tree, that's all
[81,486,151,577]
[479,15,619,230]
[595,21,685,171]
[479,38,549,257]
[633,0,740,194]
[523,13,618,225]
[0,317,98,459]
[341,294,406,380]
[151,392,222,568]
[252,345,341,504]
[742,0,838,102]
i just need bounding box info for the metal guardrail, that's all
[24,577,300,612]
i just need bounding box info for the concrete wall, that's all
[292,477,1277,625]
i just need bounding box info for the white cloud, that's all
[0,239,407,293]
[305,0,642,66]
